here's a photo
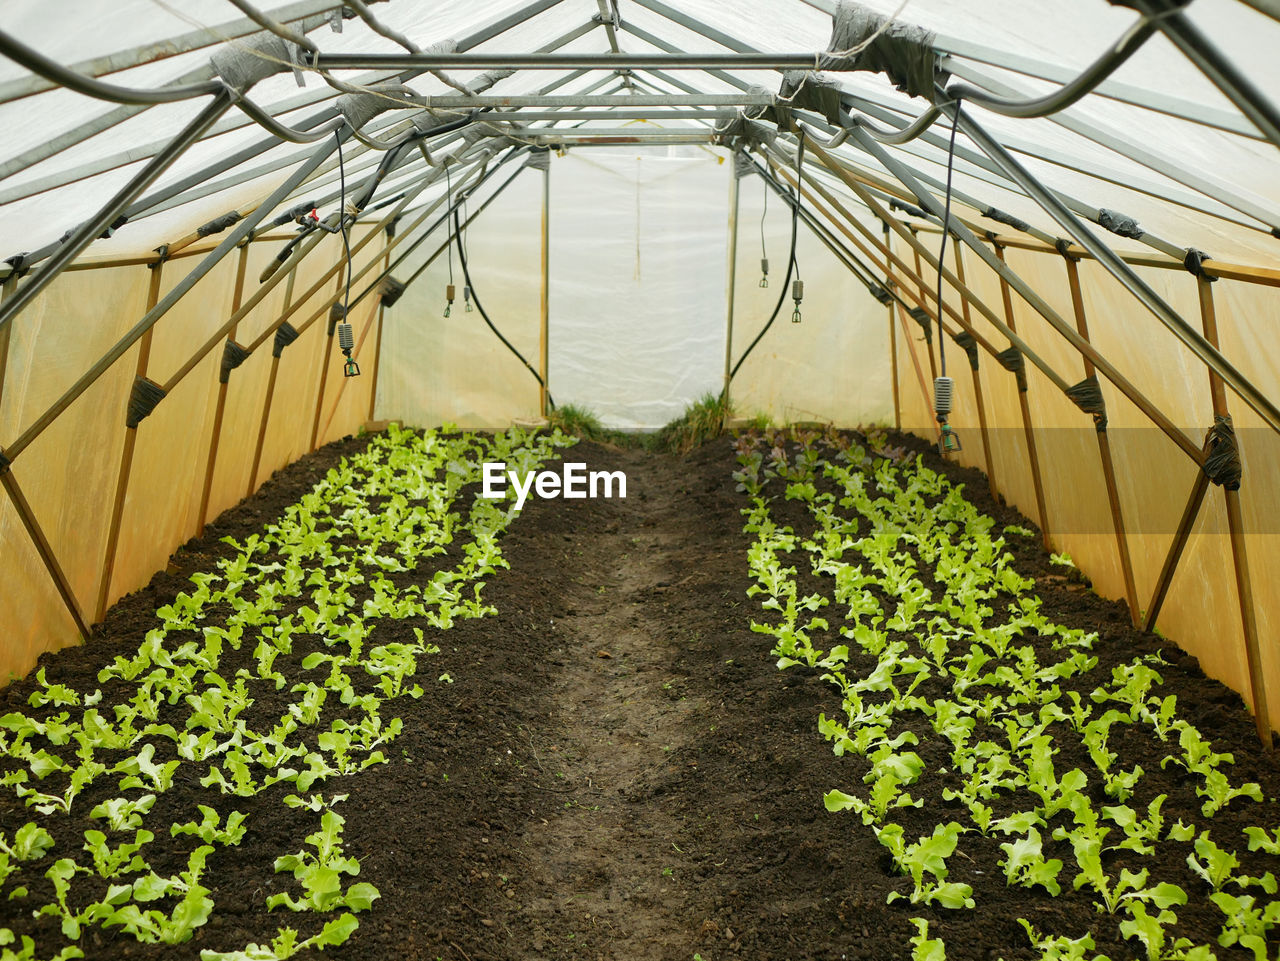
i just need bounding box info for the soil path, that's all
[503,447,716,959]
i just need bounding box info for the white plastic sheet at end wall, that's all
[547,149,729,430]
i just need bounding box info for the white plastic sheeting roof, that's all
[0,0,1277,264]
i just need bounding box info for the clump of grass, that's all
[655,392,731,455]
[546,403,607,441]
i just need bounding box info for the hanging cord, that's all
[934,98,962,379]
[452,205,554,409]
[445,163,454,288]
[337,131,352,314]
[727,132,805,384]
[334,128,359,377]
[758,174,770,287]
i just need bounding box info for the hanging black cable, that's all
[727,132,805,385]
[443,163,456,316]
[935,99,963,379]
[933,100,964,452]
[334,128,359,377]
[453,205,555,410]
[758,173,770,287]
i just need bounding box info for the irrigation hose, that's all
[452,206,555,410]
[727,135,805,386]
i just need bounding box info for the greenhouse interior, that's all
[1,0,1279,958]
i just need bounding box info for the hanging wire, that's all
[445,162,454,287]
[759,173,769,287]
[934,97,963,380]
[728,136,805,382]
[336,129,352,314]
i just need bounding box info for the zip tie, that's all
[220,340,249,383]
[126,377,167,428]
[1202,415,1241,490]
[272,322,300,358]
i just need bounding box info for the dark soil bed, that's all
[0,428,1275,961]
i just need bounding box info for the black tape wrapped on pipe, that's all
[908,306,932,343]
[1202,416,1242,490]
[997,346,1028,392]
[126,377,166,429]
[951,329,979,371]
[820,2,944,98]
[1065,376,1107,430]
[379,276,406,308]
[273,322,300,358]
[220,340,249,384]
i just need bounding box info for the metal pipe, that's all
[0,90,233,336]
[0,0,345,103]
[943,103,1280,438]
[943,17,1158,119]
[0,30,224,104]
[411,93,770,108]
[317,52,824,70]
[2,131,340,464]
[828,126,1205,463]
[1136,2,1280,150]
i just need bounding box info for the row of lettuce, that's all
[736,430,1279,961]
[0,425,575,961]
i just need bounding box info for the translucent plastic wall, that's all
[892,233,1280,728]
[382,147,894,430]
[0,229,384,681]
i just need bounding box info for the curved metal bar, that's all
[0,29,224,105]
[849,105,942,145]
[233,96,346,143]
[942,17,1158,119]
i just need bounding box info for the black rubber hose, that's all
[726,137,805,386]
[453,207,555,411]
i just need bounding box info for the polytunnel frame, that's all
[0,0,1275,744]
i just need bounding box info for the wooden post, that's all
[309,270,348,452]
[0,276,85,638]
[1064,255,1140,624]
[367,237,392,422]
[0,469,89,638]
[1143,471,1210,633]
[909,239,939,383]
[993,244,1052,551]
[539,163,551,417]
[952,244,998,498]
[197,244,250,534]
[0,274,15,413]
[723,168,740,405]
[885,223,900,431]
[247,270,297,497]
[94,263,164,622]
[1197,276,1271,747]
